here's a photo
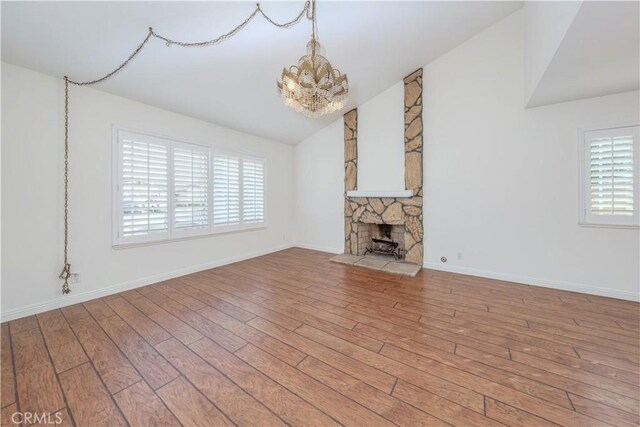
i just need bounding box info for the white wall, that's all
[357,81,405,191]
[293,10,640,300]
[1,63,294,320]
[423,10,639,299]
[293,119,344,253]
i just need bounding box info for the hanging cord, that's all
[59,1,311,294]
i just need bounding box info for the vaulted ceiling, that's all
[1,1,521,144]
[526,1,639,107]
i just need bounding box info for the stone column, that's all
[344,109,358,192]
[404,69,423,197]
[344,109,358,254]
[403,69,424,264]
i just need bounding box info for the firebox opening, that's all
[357,223,406,260]
[379,224,392,240]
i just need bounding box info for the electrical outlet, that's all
[457,252,463,260]
[70,273,81,284]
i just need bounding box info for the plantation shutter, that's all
[119,132,169,240]
[589,136,634,215]
[242,157,265,224]
[173,145,209,232]
[583,125,639,226]
[213,153,241,226]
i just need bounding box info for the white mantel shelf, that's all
[346,190,413,198]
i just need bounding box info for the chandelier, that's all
[278,0,349,118]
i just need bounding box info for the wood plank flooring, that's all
[1,248,638,426]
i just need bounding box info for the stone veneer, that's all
[343,68,424,265]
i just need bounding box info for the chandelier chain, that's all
[59,1,310,294]
[59,76,71,294]
[149,9,259,48]
[67,2,309,86]
[67,32,154,86]
[259,2,311,30]
[310,0,318,43]
[153,3,309,48]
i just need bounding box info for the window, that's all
[118,131,170,243]
[173,144,209,235]
[580,124,639,227]
[242,157,265,224]
[212,153,240,227]
[114,128,266,246]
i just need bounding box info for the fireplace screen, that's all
[358,223,405,259]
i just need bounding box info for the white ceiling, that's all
[1,1,521,144]
[527,1,640,108]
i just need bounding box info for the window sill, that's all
[113,224,267,249]
[578,222,639,230]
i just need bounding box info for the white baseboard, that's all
[424,262,639,302]
[0,243,294,322]
[293,242,343,254]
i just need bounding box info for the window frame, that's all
[578,122,640,229]
[112,126,267,248]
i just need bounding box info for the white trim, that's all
[0,244,293,323]
[424,262,639,302]
[112,225,267,250]
[347,190,413,198]
[293,243,343,254]
[577,222,640,230]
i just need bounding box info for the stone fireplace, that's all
[340,68,424,267]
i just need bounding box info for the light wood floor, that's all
[2,248,639,426]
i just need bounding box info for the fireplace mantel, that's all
[346,190,413,198]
